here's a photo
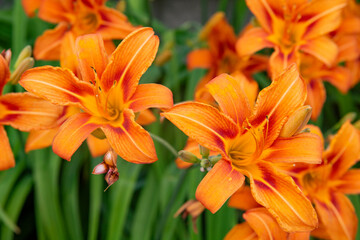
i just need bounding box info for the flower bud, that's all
[104,168,119,191]
[199,145,210,158]
[178,150,200,164]
[9,57,34,84]
[280,105,312,138]
[14,46,32,69]
[1,49,11,65]
[92,162,109,175]
[209,154,222,165]
[104,149,117,167]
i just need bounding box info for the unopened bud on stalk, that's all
[280,105,312,137]
[104,148,117,167]
[199,145,210,158]
[178,150,199,164]
[14,46,32,69]
[209,154,222,165]
[1,49,11,65]
[9,57,34,84]
[92,162,109,175]
[200,158,211,171]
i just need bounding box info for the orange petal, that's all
[33,23,68,60]
[314,192,357,240]
[187,49,213,70]
[224,223,257,240]
[101,27,159,102]
[0,54,10,94]
[325,121,360,179]
[53,112,101,160]
[236,27,273,57]
[302,0,347,39]
[96,7,137,40]
[206,73,251,125]
[300,36,338,67]
[245,0,274,33]
[228,185,261,210]
[306,124,324,146]
[87,135,110,158]
[38,0,72,23]
[135,109,156,126]
[231,71,259,107]
[244,208,287,240]
[102,109,157,164]
[75,34,109,83]
[162,102,238,154]
[60,32,78,74]
[334,169,360,194]
[323,66,352,94]
[0,92,62,131]
[20,66,98,114]
[22,0,41,17]
[196,159,245,213]
[128,83,173,112]
[288,232,310,240]
[25,128,58,152]
[261,132,322,164]
[245,162,318,232]
[250,64,306,147]
[305,79,326,121]
[0,126,15,170]
[269,48,299,78]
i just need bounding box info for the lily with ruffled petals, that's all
[20,28,173,163]
[0,50,62,170]
[290,122,360,240]
[163,64,322,232]
[22,0,137,61]
[237,0,347,77]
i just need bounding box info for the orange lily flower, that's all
[0,50,62,170]
[23,0,137,61]
[20,28,173,163]
[237,0,347,77]
[288,122,360,240]
[225,207,311,240]
[187,12,267,103]
[163,64,322,231]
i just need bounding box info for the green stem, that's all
[149,132,178,157]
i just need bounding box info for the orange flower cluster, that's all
[0,0,358,238]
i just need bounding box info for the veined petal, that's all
[87,135,110,158]
[187,49,213,70]
[20,66,98,114]
[246,0,274,33]
[244,208,287,240]
[60,32,78,74]
[305,79,326,121]
[102,109,157,164]
[135,109,156,126]
[75,34,109,83]
[228,185,261,210]
[22,0,41,17]
[236,27,273,57]
[325,121,360,179]
[162,102,238,154]
[269,48,299,78]
[25,128,58,152]
[302,0,347,39]
[0,126,15,170]
[206,73,251,125]
[323,66,352,94]
[97,7,138,40]
[300,36,338,67]
[261,132,322,164]
[196,159,245,213]
[224,223,257,240]
[314,192,357,240]
[128,84,173,112]
[250,64,306,148]
[33,23,68,60]
[288,232,310,240]
[245,162,318,232]
[334,169,360,194]
[0,54,10,94]
[53,112,101,160]
[38,0,72,23]
[101,28,159,102]
[0,93,62,131]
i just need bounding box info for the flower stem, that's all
[149,132,178,157]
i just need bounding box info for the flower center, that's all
[72,4,100,36]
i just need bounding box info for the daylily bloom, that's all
[288,122,360,240]
[187,12,267,103]
[237,0,347,77]
[22,0,137,61]
[0,50,62,170]
[20,28,173,163]
[162,64,322,231]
